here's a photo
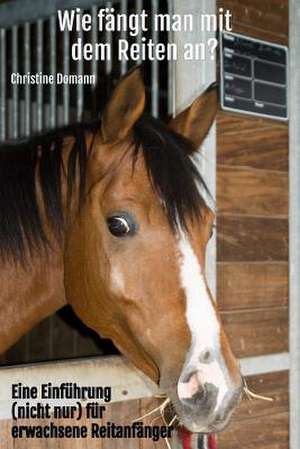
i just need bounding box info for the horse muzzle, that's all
[174,358,243,433]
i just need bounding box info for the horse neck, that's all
[0,132,89,354]
[0,249,66,353]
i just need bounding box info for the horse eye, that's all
[106,215,135,238]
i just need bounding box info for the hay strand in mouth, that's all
[243,377,274,402]
[132,395,177,449]
[131,397,171,422]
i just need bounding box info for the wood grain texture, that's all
[0,400,171,449]
[217,111,287,135]
[221,307,288,357]
[102,400,140,449]
[217,113,288,171]
[218,412,289,449]
[217,166,288,217]
[217,262,288,310]
[217,216,288,262]
[218,0,288,44]
[216,0,289,444]
[0,420,13,449]
[232,371,288,422]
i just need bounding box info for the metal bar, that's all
[135,0,143,49]
[289,1,300,447]
[120,0,128,75]
[50,16,57,129]
[0,28,6,141]
[167,0,175,116]
[91,5,98,89]
[36,19,44,132]
[63,29,70,125]
[105,0,113,75]
[240,353,290,377]
[24,22,31,136]
[0,0,108,29]
[12,26,19,139]
[76,10,84,121]
[151,0,159,117]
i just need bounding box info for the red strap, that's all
[208,434,217,449]
[178,427,193,449]
[177,428,217,449]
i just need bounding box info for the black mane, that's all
[0,116,209,262]
[0,123,95,262]
[133,115,209,231]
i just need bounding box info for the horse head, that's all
[64,68,242,433]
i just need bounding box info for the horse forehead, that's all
[103,150,151,193]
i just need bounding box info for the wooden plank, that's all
[218,0,288,44]
[218,412,289,449]
[217,111,287,134]
[102,400,140,449]
[0,419,13,449]
[233,371,288,422]
[217,166,288,217]
[232,21,288,46]
[58,414,102,449]
[217,262,288,310]
[217,114,288,171]
[217,216,288,262]
[0,356,159,421]
[11,419,51,449]
[221,307,288,357]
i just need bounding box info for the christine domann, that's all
[11,72,96,85]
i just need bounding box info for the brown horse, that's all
[0,68,242,433]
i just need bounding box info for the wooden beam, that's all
[0,356,159,420]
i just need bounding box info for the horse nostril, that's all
[180,384,207,409]
[182,370,197,383]
[178,371,208,408]
[192,385,206,402]
[199,349,213,364]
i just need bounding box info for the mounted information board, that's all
[220,31,288,121]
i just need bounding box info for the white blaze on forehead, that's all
[177,228,229,409]
[177,229,220,352]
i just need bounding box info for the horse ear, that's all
[101,67,145,143]
[169,83,218,150]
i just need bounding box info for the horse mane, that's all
[0,123,95,262]
[133,115,209,231]
[0,116,209,262]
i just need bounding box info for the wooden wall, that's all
[217,0,289,447]
[0,398,169,449]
